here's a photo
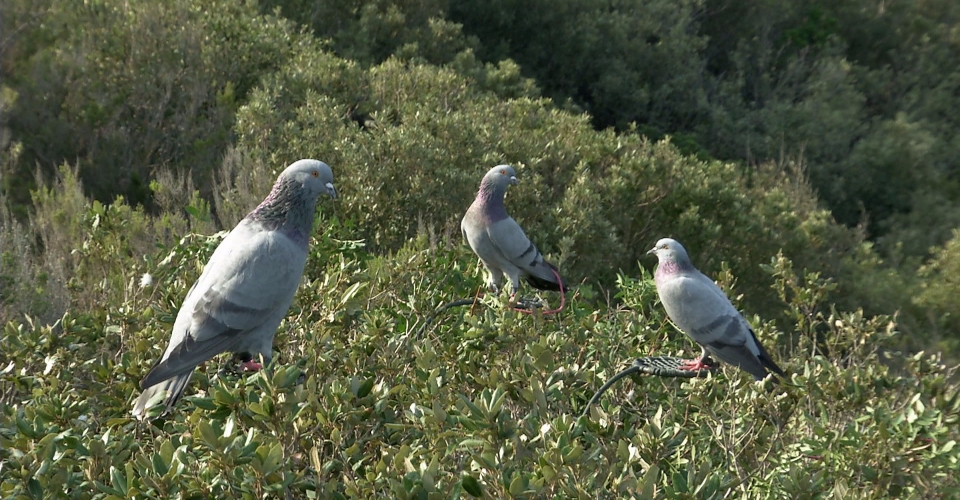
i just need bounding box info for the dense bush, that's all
[12,0,954,261]
[2,0,960,494]
[914,230,960,353]
[2,205,959,497]
[1,0,296,208]
[446,0,960,257]
[450,0,709,134]
[231,52,873,322]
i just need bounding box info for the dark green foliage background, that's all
[3,0,960,497]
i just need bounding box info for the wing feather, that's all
[487,217,559,286]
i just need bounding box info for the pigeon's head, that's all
[646,238,690,263]
[281,159,337,200]
[482,164,519,189]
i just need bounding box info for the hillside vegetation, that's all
[2,0,960,497]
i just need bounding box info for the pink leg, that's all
[240,360,263,372]
[679,357,711,371]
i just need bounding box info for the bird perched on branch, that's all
[461,164,563,298]
[648,238,785,380]
[132,159,337,419]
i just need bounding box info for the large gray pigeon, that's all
[461,165,563,297]
[132,159,336,419]
[648,238,785,380]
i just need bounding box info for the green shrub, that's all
[232,51,871,322]
[2,0,297,207]
[2,230,958,498]
[913,230,960,352]
[0,162,215,323]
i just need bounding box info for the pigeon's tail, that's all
[524,261,564,292]
[757,350,786,379]
[132,371,193,420]
[751,330,787,381]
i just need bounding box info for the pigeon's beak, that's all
[325,182,337,199]
[646,247,657,256]
[510,176,518,185]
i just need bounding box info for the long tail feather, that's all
[132,371,194,420]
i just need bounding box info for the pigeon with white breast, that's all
[461,165,563,297]
[648,238,785,380]
[132,159,337,419]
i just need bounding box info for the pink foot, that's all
[240,360,263,372]
[679,358,711,371]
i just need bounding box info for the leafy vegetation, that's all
[3,199,959,497]
[3,0,960,496]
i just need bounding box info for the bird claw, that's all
[679,358,711,371]
[240,360,263,372]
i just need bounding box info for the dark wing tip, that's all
[524,274,563,291]
[746,326,787,379]
[760,354,787,378]
[140,362,175,390]
[523,262,565,292]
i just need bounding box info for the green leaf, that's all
[16,413,35,439]
[459,394,485,420]
[357,378,375,398]
[638,464,659,499]
[461,474,483,498]
[110,465,127,493]
[94,481,123,497]
[190,397,217,410]
[261,443,283,474]
[457,439,487,450]
[28,478,44,499]
[198,420,219,449]
[508,474,526,496]
[152,452,169,476]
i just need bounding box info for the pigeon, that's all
[132,159,336,419]
[461,164,563,297]
[647,238,785,380]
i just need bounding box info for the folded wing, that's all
[487,217,561,290]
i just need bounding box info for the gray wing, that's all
[461,215,479,254]
[140,223,306,388]
[659,273,771,379]
[487,217,558,285]
[139,287,252,388]
[688,272,784,377]
[695,314,770,379]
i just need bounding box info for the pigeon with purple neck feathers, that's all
[461,164,563,297]
[648,238,785,380]
[132,159,336,419]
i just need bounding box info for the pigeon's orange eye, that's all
[311,171,319,177]
[500,169,507,175]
